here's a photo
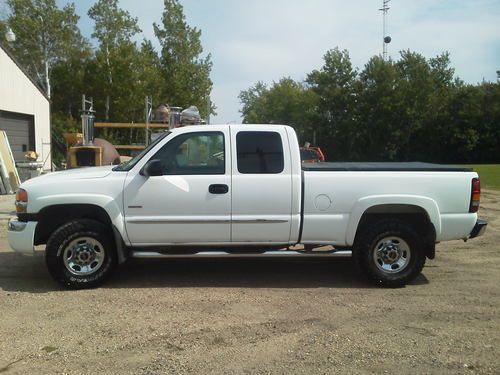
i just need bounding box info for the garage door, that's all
[0,111,35,162]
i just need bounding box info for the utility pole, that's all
[206,96,211,125]
[39,15,51,99]
[145,96,152,146]
[379,0,392,61]
[44,55,51,99]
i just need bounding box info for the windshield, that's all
[113,131,171,172]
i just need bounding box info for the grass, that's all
[465,164,500,190]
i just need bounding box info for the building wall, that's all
[0,46,51,170]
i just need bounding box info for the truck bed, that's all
[302,162,472,172]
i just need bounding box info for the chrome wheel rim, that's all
[373,236,411,274]
[63,237,105,276]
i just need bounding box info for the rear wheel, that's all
[46,219,117,289]
[353,220,426,287]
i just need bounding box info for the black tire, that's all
[353,219,426,287]
[46,219,117,289]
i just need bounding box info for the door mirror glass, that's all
[140,159,163,177]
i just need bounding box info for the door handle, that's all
[209,184,229,194]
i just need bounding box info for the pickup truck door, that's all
[230,127,292,243]
[123,129,231,245]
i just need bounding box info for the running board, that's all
[130,250,352,259]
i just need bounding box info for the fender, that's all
[345,194,441,246]
[33,193,130,245]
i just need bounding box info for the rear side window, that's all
[236,131,284,174]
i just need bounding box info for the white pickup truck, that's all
[8,125,487,288]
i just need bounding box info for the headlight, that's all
[15,188,28,213]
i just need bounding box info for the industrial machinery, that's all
[65,95,205,169]
[66,96,120,168]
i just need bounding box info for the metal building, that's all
[0,42,51,171]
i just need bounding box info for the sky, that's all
[57,0,499,123]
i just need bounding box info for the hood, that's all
[21,165,115,188]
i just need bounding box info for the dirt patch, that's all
[0,191,499,374]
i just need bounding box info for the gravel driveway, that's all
[0,190,499,374]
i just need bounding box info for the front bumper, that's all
[469,219,487,239]
[7,218,37,254]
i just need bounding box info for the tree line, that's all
[1,0,213,163]
[240,48,500,163]
[2,1,498,164]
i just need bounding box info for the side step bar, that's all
[130,250,352,259]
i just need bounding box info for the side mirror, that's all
[140,159,163,177]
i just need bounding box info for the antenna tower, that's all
[379,0,391,60]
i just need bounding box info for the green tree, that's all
[408,52,456,162]
[131,39,164,115]
[393,50,434,160]
[154,0,213,118]
[356,56,405,160]
[89,38,165,146]
[239,49,499,163]
[239,81,268,124]
[6,0,88,98]
[477,81,500,162]
[88,0,141,121]
[50,44,92,118]
[239,78,319,144]
[0,19,8,40]
[307,48,360,159]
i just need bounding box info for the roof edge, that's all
[0,41,50,102]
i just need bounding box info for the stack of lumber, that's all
[0,131,21,194]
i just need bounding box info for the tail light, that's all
[469,178,480,213]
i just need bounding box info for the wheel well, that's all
[34,204,112,246]
[354,204,436,259]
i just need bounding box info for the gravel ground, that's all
[0,190,499,375]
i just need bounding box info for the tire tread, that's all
[353,219,426,287]
[45,219,116,289]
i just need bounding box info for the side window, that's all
[236,131,284,174]
[151,132,225,175]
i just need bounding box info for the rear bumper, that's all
[7,218,37,254]
[469,219,487,239]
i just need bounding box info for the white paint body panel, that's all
[230,125,295,243]
[301,171,478,245]
[8,221,37,253]
[8,124,480,254]
[18,165,129,244]
[123,127,232,245]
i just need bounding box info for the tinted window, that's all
[236,131,284,174]
[151,132,225,175]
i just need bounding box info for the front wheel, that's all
[46,219,117,289]
[353,220,426,287]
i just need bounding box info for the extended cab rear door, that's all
[230,126,293,243]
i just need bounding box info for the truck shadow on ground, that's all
[0,252,429,293]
